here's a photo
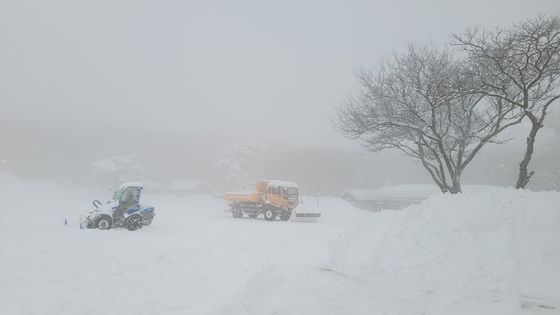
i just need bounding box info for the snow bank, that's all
[328,188,560,314]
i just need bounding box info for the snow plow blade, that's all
[291,198,321,222]
[291,211,321,222]
[79,215,88,229]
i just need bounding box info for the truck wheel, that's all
[232,207,243,218]
[96,215,112,230]
[125,214,143,231]
[264,208,277,221]
[280,210,292,221]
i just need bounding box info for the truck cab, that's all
[265,180,299,210]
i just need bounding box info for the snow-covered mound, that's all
[328,188,560,314]
[0,172,558,314]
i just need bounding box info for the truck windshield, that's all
[285,187,298,197]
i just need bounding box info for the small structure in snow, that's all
[341,184,440,211]
[141,181,163,193]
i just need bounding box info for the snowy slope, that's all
[0,172,559,314]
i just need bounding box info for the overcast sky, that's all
[1,0,559,148]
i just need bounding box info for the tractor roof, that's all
[118,182,144,191]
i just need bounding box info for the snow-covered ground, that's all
[1,173,559,315]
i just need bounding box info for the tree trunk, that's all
[516,123,540,189]
[449,178,462,194]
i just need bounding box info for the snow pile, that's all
[328,188,560,314]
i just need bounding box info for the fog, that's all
[1,0,559,194]
[4,4,560,313]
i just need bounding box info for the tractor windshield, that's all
[112,190,122,202]
[121,187,141,204]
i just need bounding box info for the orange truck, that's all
[224,180,299,221]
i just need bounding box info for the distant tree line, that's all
[335,15,560,193]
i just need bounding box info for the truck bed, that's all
[224,192,262,204]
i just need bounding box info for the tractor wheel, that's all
[96,215,112,230]
[263,208,277,221]
[125,214,143,231]
[142,214,155,225]
[280,210,292,221]
[232,207,243,218]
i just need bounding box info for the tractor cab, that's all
[112,182,142,206]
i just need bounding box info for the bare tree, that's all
[335,45,523,193]
[453,15,560,189]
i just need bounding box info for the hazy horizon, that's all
[1,0,560,193]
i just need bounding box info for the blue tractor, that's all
[80,182,155,231]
